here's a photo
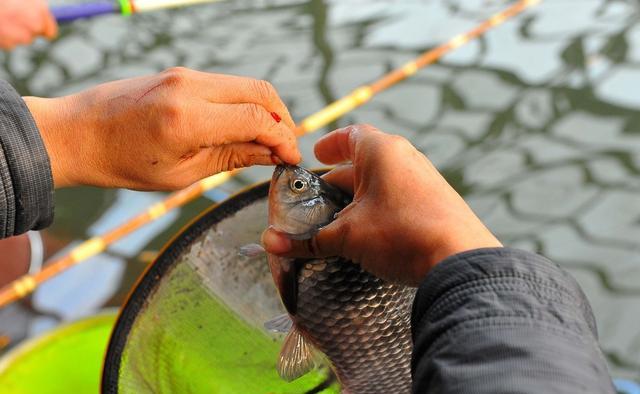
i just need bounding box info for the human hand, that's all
[0,0,57,50]
[24,67,300,190]
[262,124,502,286]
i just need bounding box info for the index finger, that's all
[313,124,381,164]
[184,70,297,131]
[188,101,301,164]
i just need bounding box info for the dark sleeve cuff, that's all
[0,80,54,238]
[411,247,614,394]
[412,247,598,341]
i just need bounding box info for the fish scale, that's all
[295,258,415,393]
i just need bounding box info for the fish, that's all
[265,164,415,393]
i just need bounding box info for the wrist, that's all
[23,95,91,188]
[430,228,503,269]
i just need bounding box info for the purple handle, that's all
[51,2,119,23]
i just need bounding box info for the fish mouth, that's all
[272,164,287,180]
[273,164,299,178]
[272,164,302,185]
[269,164,296,226]
[270,165,286,193]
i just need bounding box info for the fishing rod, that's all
[0,0,542,308]
[51,0,225,23]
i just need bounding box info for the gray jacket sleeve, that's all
[411,247,615,394]
[0,80,54,238]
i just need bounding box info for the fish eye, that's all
[291,178,308,193]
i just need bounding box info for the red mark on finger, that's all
[271,112,282,123]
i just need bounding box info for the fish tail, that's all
[277,324,316,381]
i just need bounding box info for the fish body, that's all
[267,165,415,393]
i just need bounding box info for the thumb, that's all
[261,220,347,259]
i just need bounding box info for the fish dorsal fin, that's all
[277,326,316,381]
[238,243,266,258]
[264,314,293,333]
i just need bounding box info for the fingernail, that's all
[270,112,282,123]
[262,228,292,254]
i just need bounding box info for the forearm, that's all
[411,248,615,394]
[0,80,54,239]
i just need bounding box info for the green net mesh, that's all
[103,181,339,394]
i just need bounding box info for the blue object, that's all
[51,2,119,23]
[615,379,640,394]
[203,188,231,202]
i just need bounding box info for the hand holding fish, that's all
[23,67,300,190]
[262,124,502,286]
[0,0,57,50]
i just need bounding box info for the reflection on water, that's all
[1,0,640,380]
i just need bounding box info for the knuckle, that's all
[214,146,240,172]
[347,124,378,137]
[356,123,379,133]
[237,150,260,168]
[386,134,412,150]
[160,67,189,88]
[387,133,407,143]
[227,150,247,170]
[160,98,183,124]
[252,79,278,104]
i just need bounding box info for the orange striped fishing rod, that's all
[0,0,541,308]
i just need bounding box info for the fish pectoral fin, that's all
[264,314,293,333]
[277,326,316,382]
[238,243,266,258]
